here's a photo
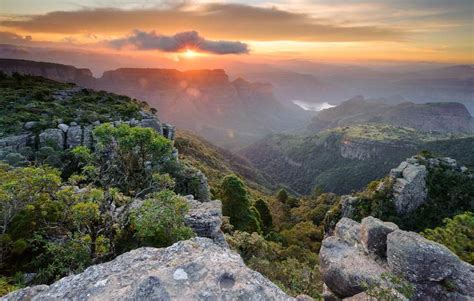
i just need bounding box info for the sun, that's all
[184,49,198,58]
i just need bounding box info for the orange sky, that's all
[0,0,473,64]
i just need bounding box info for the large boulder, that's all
[320,217,474,301]
[390,158,427,214]
[3,238,294,301]
[66,125,83,148]
[0,134,31,152]
[360,217,398,258]
[39,129,65,149]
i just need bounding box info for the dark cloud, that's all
[0,31,32,44]
[108,30,249,54]
[0,4,402,42]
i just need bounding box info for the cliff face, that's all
[0,59,95,87]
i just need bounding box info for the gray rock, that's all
[162,123,175,140]
[340,195,360,218]
[184,198,227,247]
[387,230,467,283]
[66,125,82,148]
[360,217,398,258]
[39,129,64,149]
[24,121,38,130]
[0,134,31,151]
[82,125,94,148]
[320,235,387,298]
[57,123,69,133]
[334,217,360,246]
[2,238,294,301]
[140,118,162,135]
[390,158,427,214]
[70,121,78,126]
[321,217,474,301]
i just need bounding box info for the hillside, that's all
[174,129,275,195]
[308,96,474,134]
[241,124,474,194]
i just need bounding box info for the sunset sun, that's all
[184,49,198,58]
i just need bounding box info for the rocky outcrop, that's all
[320,217,474,301]
[184,195,227,247]
[3,238,294,301]
[389,158,428,214]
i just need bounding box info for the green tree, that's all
[423,212,474,264]
[219,175,261,233]
[255,199,273,233]
[131,190,194,247]
[93,124,173,196]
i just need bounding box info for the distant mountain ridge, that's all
[308,96,473,133]
[0,58,310,149]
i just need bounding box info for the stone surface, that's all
[390,158,427,214]
[0,134,31,151]
[360,216,398,258]
[3,238,294,301]
[320,234,387,298]
[184,196,227,247]
[334,217,360,246]
[39,129,64,149]
[321,217,474,301]
[140,118,163,135]
[57,123,69,133]
[66,125,82,148]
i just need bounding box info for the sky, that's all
[0,0,473,64]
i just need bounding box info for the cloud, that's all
[108,30,249,54]
[0,4,402,42]
[0,31,32,44]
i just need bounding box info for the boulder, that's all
[82,125,94,148]
[0,134,31,151]
[320,235,387,298]
[39,129,64,149]
[57,123,69,133]
[3,238,294,301]
[390,158,427,214]
[334,217,360,246]
[66,125,82,148]
[24,121,38,130]
[321,217,474,301]
[140,118,163,135]
[387,230,474,300]
[184,196,227,247]
[360,217,398,258]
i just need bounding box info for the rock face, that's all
[320,217,474,301]
[0,58,95,87]
[3,238,294,301]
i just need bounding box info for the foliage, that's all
[219,175,261,233]
[423,212,474,264]
[92,124,173,196]
[131,190,194,247]
[254,199,273,233]
[363,272,414,301]
[227,231,321,298]
[0,74,152,136]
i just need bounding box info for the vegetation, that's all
[0,73,153,136]
[423,212,474,264]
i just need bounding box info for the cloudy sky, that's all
[0,0,473,63]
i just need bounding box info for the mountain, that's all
[241,124,474,194]
[0,58,94,86]
[0,58,311,150]
[308,96,474,133]
[96,68,310,149]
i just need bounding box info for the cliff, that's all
[0,58,95,87]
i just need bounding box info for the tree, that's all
[423,212,474,264]
[89,124,173,196]
[276,189,289,204]
[131,190,194,247]
[219,175,261,233]
[255,199,273,233]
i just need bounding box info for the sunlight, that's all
[184,49,198,58]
